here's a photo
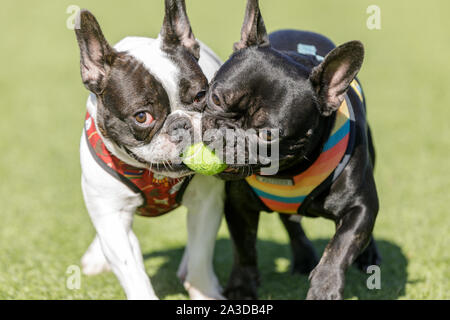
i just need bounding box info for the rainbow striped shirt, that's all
[246,79,363,215]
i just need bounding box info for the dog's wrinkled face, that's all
[75,2,208,178]
[202,0,364,180]
[203,47,320,179]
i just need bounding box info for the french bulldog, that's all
[202,0,381,300]
[75,1,225,299]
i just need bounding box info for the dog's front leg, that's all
[306,180,378,300]
[82,180,156,300]
[82,216,147,277]
[80,135,156,300]
[181,175,225,300]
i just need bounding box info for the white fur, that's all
[80,36,225,299]
[113,36,218,111]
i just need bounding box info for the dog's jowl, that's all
[75,1,225,300]
[203,0,381,300]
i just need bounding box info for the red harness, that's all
[84,112,190,217]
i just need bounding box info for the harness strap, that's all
[246,79,363,215]
[84,112,190,217]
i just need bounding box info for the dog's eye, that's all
[212,94,221,106]
[134,112,154,126]
[193,91,206,104]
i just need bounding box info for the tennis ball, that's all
[182,143,227,175]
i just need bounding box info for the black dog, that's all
[202,0,380,299]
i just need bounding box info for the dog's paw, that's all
[81,257,111,276]
[306,286,343,300]
[224,266,259,300]
[81,249,111,276]
[306,266,344,300]
[127,292,159,300]
[81,237,111,276]
[184,281,225,300]
[224,285,258,300]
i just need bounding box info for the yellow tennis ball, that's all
[182,143,227,175]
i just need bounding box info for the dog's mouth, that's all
[216,165,256,181]
[123,146,192,175]
[151,161,188,172]
[147,161,194,179]
[223,167,240,173]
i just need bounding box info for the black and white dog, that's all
[203,0,381,299]
[75,1,225,299]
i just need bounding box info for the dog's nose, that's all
[167,117,193,142]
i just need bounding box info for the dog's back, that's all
[269,29,336,57]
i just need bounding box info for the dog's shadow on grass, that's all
[144,238,408,300]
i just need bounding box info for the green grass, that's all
[0,0,448,299]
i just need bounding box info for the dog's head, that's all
[75,1,211,178]
[202,0,364,180]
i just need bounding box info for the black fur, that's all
[203,0,380,300]
[161,0,200,60]
[160,0,209,111]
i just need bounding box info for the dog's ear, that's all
[233,0,270,52]
[75,10,116,95]
[309,41,364,116]
[160,0,200,60]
